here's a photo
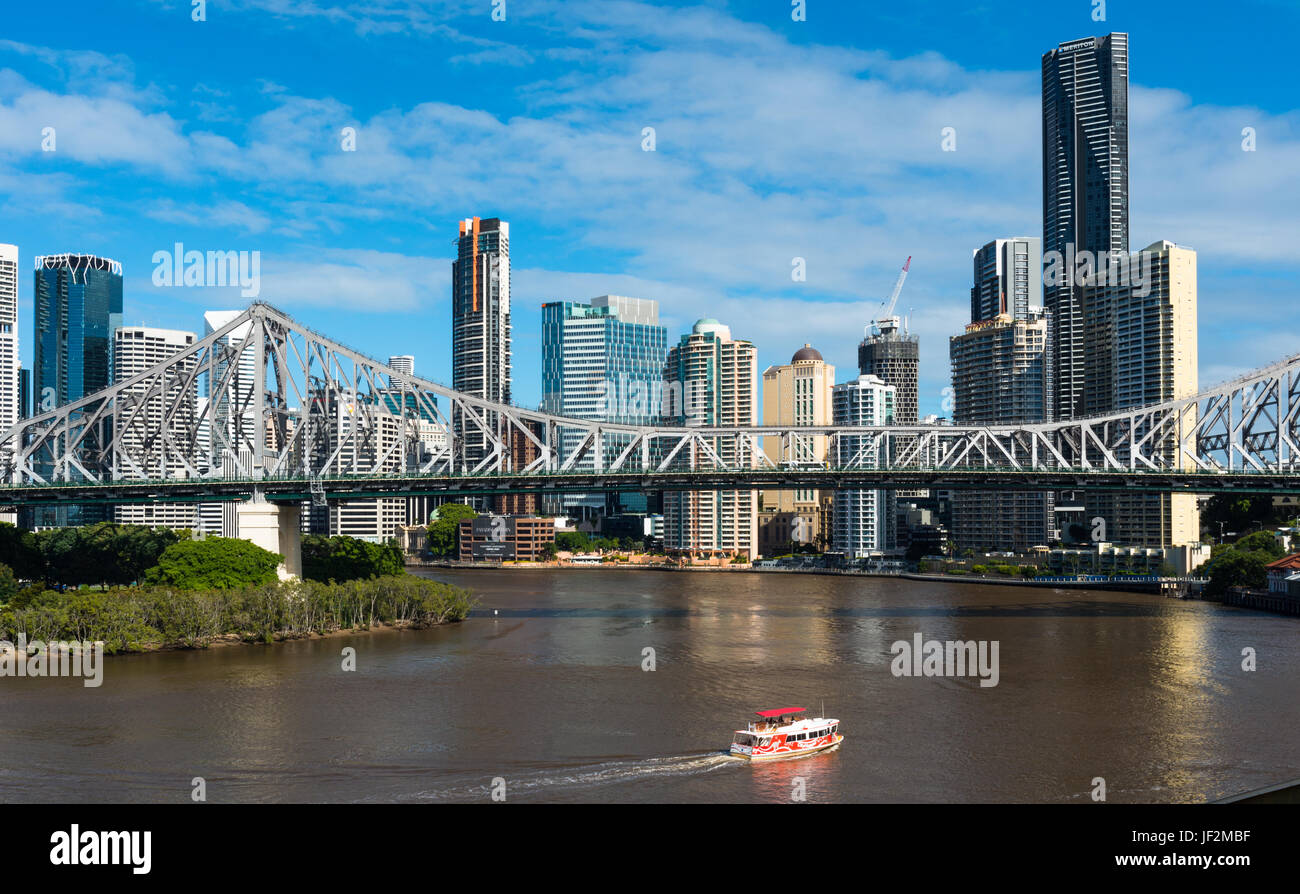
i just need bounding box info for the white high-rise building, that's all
[203,309,258,471]
[0,244,18,437]
[112,326,200,529]
[388,355,415,378]
[832,375,896,558]
[662,318,758,560]
[1083,240,1200,548]
[0,244,18,523]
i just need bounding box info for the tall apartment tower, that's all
[858,324,918,424]
[971,237,1042,322]
[0,245,18,440]
[758,345,834,556]
[541,295,668,515]
[1042,32,1129,422]
[662,318,758,560]
[202,310,260,467]
[387,355,415,378]
[832,374,896,558]
[948,311,1054,553]
[112,327,200,529]
[1083,241,1200,547]
[451,216,511,470]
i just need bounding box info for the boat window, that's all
[733,733,755,746]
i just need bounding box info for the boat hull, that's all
[732,734,843,762]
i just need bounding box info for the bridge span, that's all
[0,303,1295,572]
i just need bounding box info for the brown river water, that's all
[1,569,1296,803]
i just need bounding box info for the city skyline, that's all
[0,2,1296,419]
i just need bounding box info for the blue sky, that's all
[1,0,1297,416]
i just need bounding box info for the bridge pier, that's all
[235,496,302,580]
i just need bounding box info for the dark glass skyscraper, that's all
[1042,33,1129,421]
[34,253,123,413]
[28,253,122,527]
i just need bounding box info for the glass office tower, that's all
[28,253,123,526]
[541,295,668,515]
[34,253,123,411]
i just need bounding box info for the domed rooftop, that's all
[692,318,731,339]
[791,343,823,363]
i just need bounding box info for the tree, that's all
[557,531,593,553]
[1205,549,1268,596]
[427,503,478,557]
[0,522,41,581]
[540,542,558,561]
[0,563,17,604]
[1232,530,1285,560]
[144,538,281,590]
[302,535,405,581]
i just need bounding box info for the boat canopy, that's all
[755,707,806,718]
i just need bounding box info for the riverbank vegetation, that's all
[0,522,474,654]
[0,575,474,653]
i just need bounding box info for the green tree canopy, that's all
[427,503,478,557]
[0,562,17,604]
[0,522,41,581]
[144,538,281,590]
[302,535,405,581]
[1205,549,1270,596]
[17,523,185,588]
[1231,530,1285,560]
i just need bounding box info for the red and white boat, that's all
[729,707,842,761]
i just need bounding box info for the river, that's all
[2,569,1296,803]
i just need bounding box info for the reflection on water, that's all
[1,569,1296,803]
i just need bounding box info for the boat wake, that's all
[400,752,741,802]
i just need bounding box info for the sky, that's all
[1,0,1298,417]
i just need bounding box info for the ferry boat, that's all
[729,707,842,761]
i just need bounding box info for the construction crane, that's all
[867,256,912,337]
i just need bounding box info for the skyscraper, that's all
[1082,240,1200,547]
[971,237,1042,323]
[832,374,895,558]
[759,344,835,556]
[34,253,123,413]
[541,295,668,515]
[202,310,259,470]
[662,318,758,560]
[451,216,510,469]
[27,253,122,526]
[1042,32,1130,421]
[388,355,415,378]
[112,326,200,529]
[0,244,18,439]
[858,324,918,424]
[948,311,1054,553]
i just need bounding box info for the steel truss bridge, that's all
[1,302,1298,508]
